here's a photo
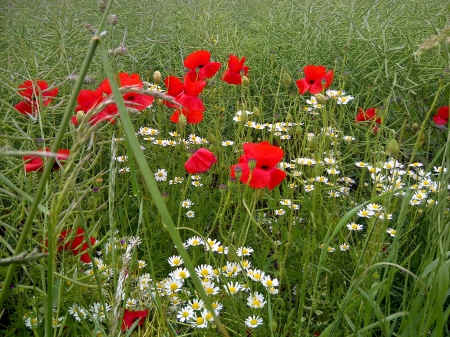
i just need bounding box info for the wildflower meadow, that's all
[1,0,450,336]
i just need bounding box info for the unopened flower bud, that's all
[242,76,250,87]
[308,136,320,151]
[286,112,294,123]
[253,107,260,117]
[177,113,187,129]
[315,94,326,105]
[233,166,243,179]
[294,125,303,137]
[248,158,257,170]
[239,110,248,124]
[153,71,162,84]
[204,176,212,187]
[255,188,265,199]
[76,111,85,124]
[206,134,216,144]
[387,139,400,157]
[411,123,420,131]
[94,178,103,187]
[282,72,292,87]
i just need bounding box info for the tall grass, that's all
[0,0,449,336]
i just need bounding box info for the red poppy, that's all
[433,106,449,126]
[222,55,249,85]
[164,75,207,124]
[71,88,119,125]
[14,80,58,116]
[185,148,217,174]
[99,72,154,111]
[184,50,221,81]
[122,309,148,331]
[23,148,70,173]
[230,142,286,190]
[356,108,381,124]
[295,65,334,95]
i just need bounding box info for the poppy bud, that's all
[153,71,162,84]
[286,112,294,123]
[294,125,303,137]
[94,178,103,187]
[282,72,292,87]
[240,110,248,124]
[315,94,327,105]
[206,134,216,144]
[177,113,187,129]
[253,107,260,117]
[411,123,420,131]
[204,175,212,187]
[255,188,265,199]
[308,136,320,151]
[242,76,250,87]
[233,166,243,179]
[248,158,257,170]
[76,111,85,124]
[387,139,400,157]
[88,195,97,208]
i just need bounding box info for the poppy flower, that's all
[23,148,70,173]
[222,54,249,85]
[122,309,148,331]
[185,148,218,174]
[184,50,221,81]
[356,108,381,124]
[164,75,207,124]
[433,106,449,126]
[230,142,286,190]
[295,65,334,95]
[14,80,58,116]
[71,88,119,125]
[99,72,154,111]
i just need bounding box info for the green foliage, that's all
[0,0,449,336]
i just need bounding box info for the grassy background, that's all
[0,0,449,336]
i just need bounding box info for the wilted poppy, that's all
[433,106,449,126]
[14,80,58,116]
[222,55,249,85]
[184,50,221,81]
[23,148,70,173]
[185,148,217,174]
[122,309,148,331]
[230,142,286,190]
[295,65,334,95]
[356,108,381,124]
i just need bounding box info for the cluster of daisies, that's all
[23,234,276,331]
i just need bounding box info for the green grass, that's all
[0,0,449,336]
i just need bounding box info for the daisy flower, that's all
[245,315,263,328]
[223,281,242,295]
[186,210,195,218]
[202,281,220,295]
[386,228,397,237]
[247,292,266,308]
[347,222,363,231]
[274,209,286,216]
[357,208,375,218]
[154,168,167,182]
[191,315,208,328]
[261,275,279,288]
[184,236,204,247]
[236,247,254,257]
[169,267,190,280]
[188,298,204,311]
[339,243,350,251]
[195,264,213,279]
[167,255,183,267]
[181,199,194,208]
[177,306,194,323]
[221,140,234,146]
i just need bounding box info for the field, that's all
[0,0,449,336]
